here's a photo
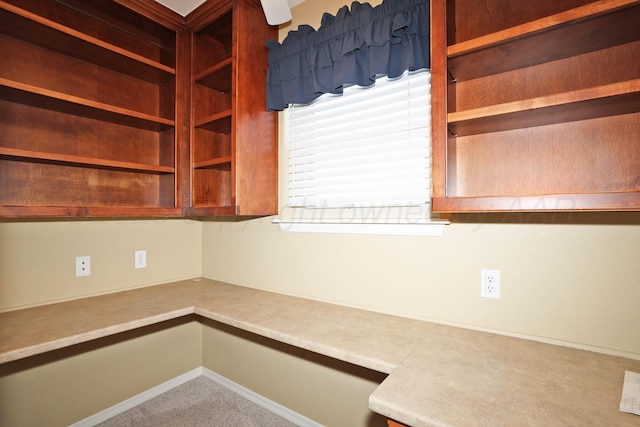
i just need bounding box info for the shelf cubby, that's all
[0,1,175,84]
[448,79,640,136]
[0,78,174,132]
[1,0,277,218]
[0,147,174,174]
[194,110,232,133]
[447,0,640,81]
[0,0,180,217]
[195,58,233,93]
[431,0,640,212]
[187,0,277,216]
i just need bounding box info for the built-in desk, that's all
[1,278,639,426]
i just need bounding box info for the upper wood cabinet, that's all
[185,0,277,217]
[0,0,184,217]
[431,0,640,212]
[0,0,277,218]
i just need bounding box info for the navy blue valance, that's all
[265,0,430,111]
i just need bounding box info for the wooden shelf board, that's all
[194,156,232,170]
[0,2,175,84]
[194,110,232,133]
[194,58,233,93]
[0,147,174,174]
[433,192,640,212]
[185,205,236,216]
[0,205,181,218]
[447,0,640,81]
[53,0,181,41]
[0,78,175,132]
[448,80,640,136]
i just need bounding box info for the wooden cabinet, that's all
[0,0,277,218]
[0,0,184,217]
[185,0,277,216]
[431,0,640,212]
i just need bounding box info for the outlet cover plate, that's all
[480,268,501,299]
[135,250,147,269]
[76,256,91,277]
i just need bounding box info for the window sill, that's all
[272,219,448,236]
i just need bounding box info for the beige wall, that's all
[0,318,202,427]
[202,320,388,427]
[199,0,640,361]
[201,215,640,359]
[0,219,205,425]
[1,1,639,425]
[0,219,201,311]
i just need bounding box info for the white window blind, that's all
[287,69,432,210]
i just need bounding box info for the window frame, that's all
[273,70,448,236]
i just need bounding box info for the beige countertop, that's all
[1,278,639,426]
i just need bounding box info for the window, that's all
[275,69,447,236]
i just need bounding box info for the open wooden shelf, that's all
[194,110,232,133]
[1,0,277,219]
[431,0,640,212]
[0,147,174,174]
[447,0,640,81]
[0,78,175,131]
[0,1,175,84]
[195,58,233,93]
[0,0,180,218]
[448,79,640,136]
[193,156,232,170]
[433,192,640,212]
[186,0,277,216]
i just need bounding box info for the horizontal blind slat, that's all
[287,70,432,209]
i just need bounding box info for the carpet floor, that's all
[96,376,300,427]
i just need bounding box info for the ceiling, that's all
[154,0,305,17]
[154,0,205,16]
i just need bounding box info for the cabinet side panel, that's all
[431,0,449,202]
[232,0,277,215]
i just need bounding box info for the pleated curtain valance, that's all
[265,0,431,111]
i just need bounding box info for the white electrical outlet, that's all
[135,250,147,269]
[480,268,501,299]
[76,256,91,277]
